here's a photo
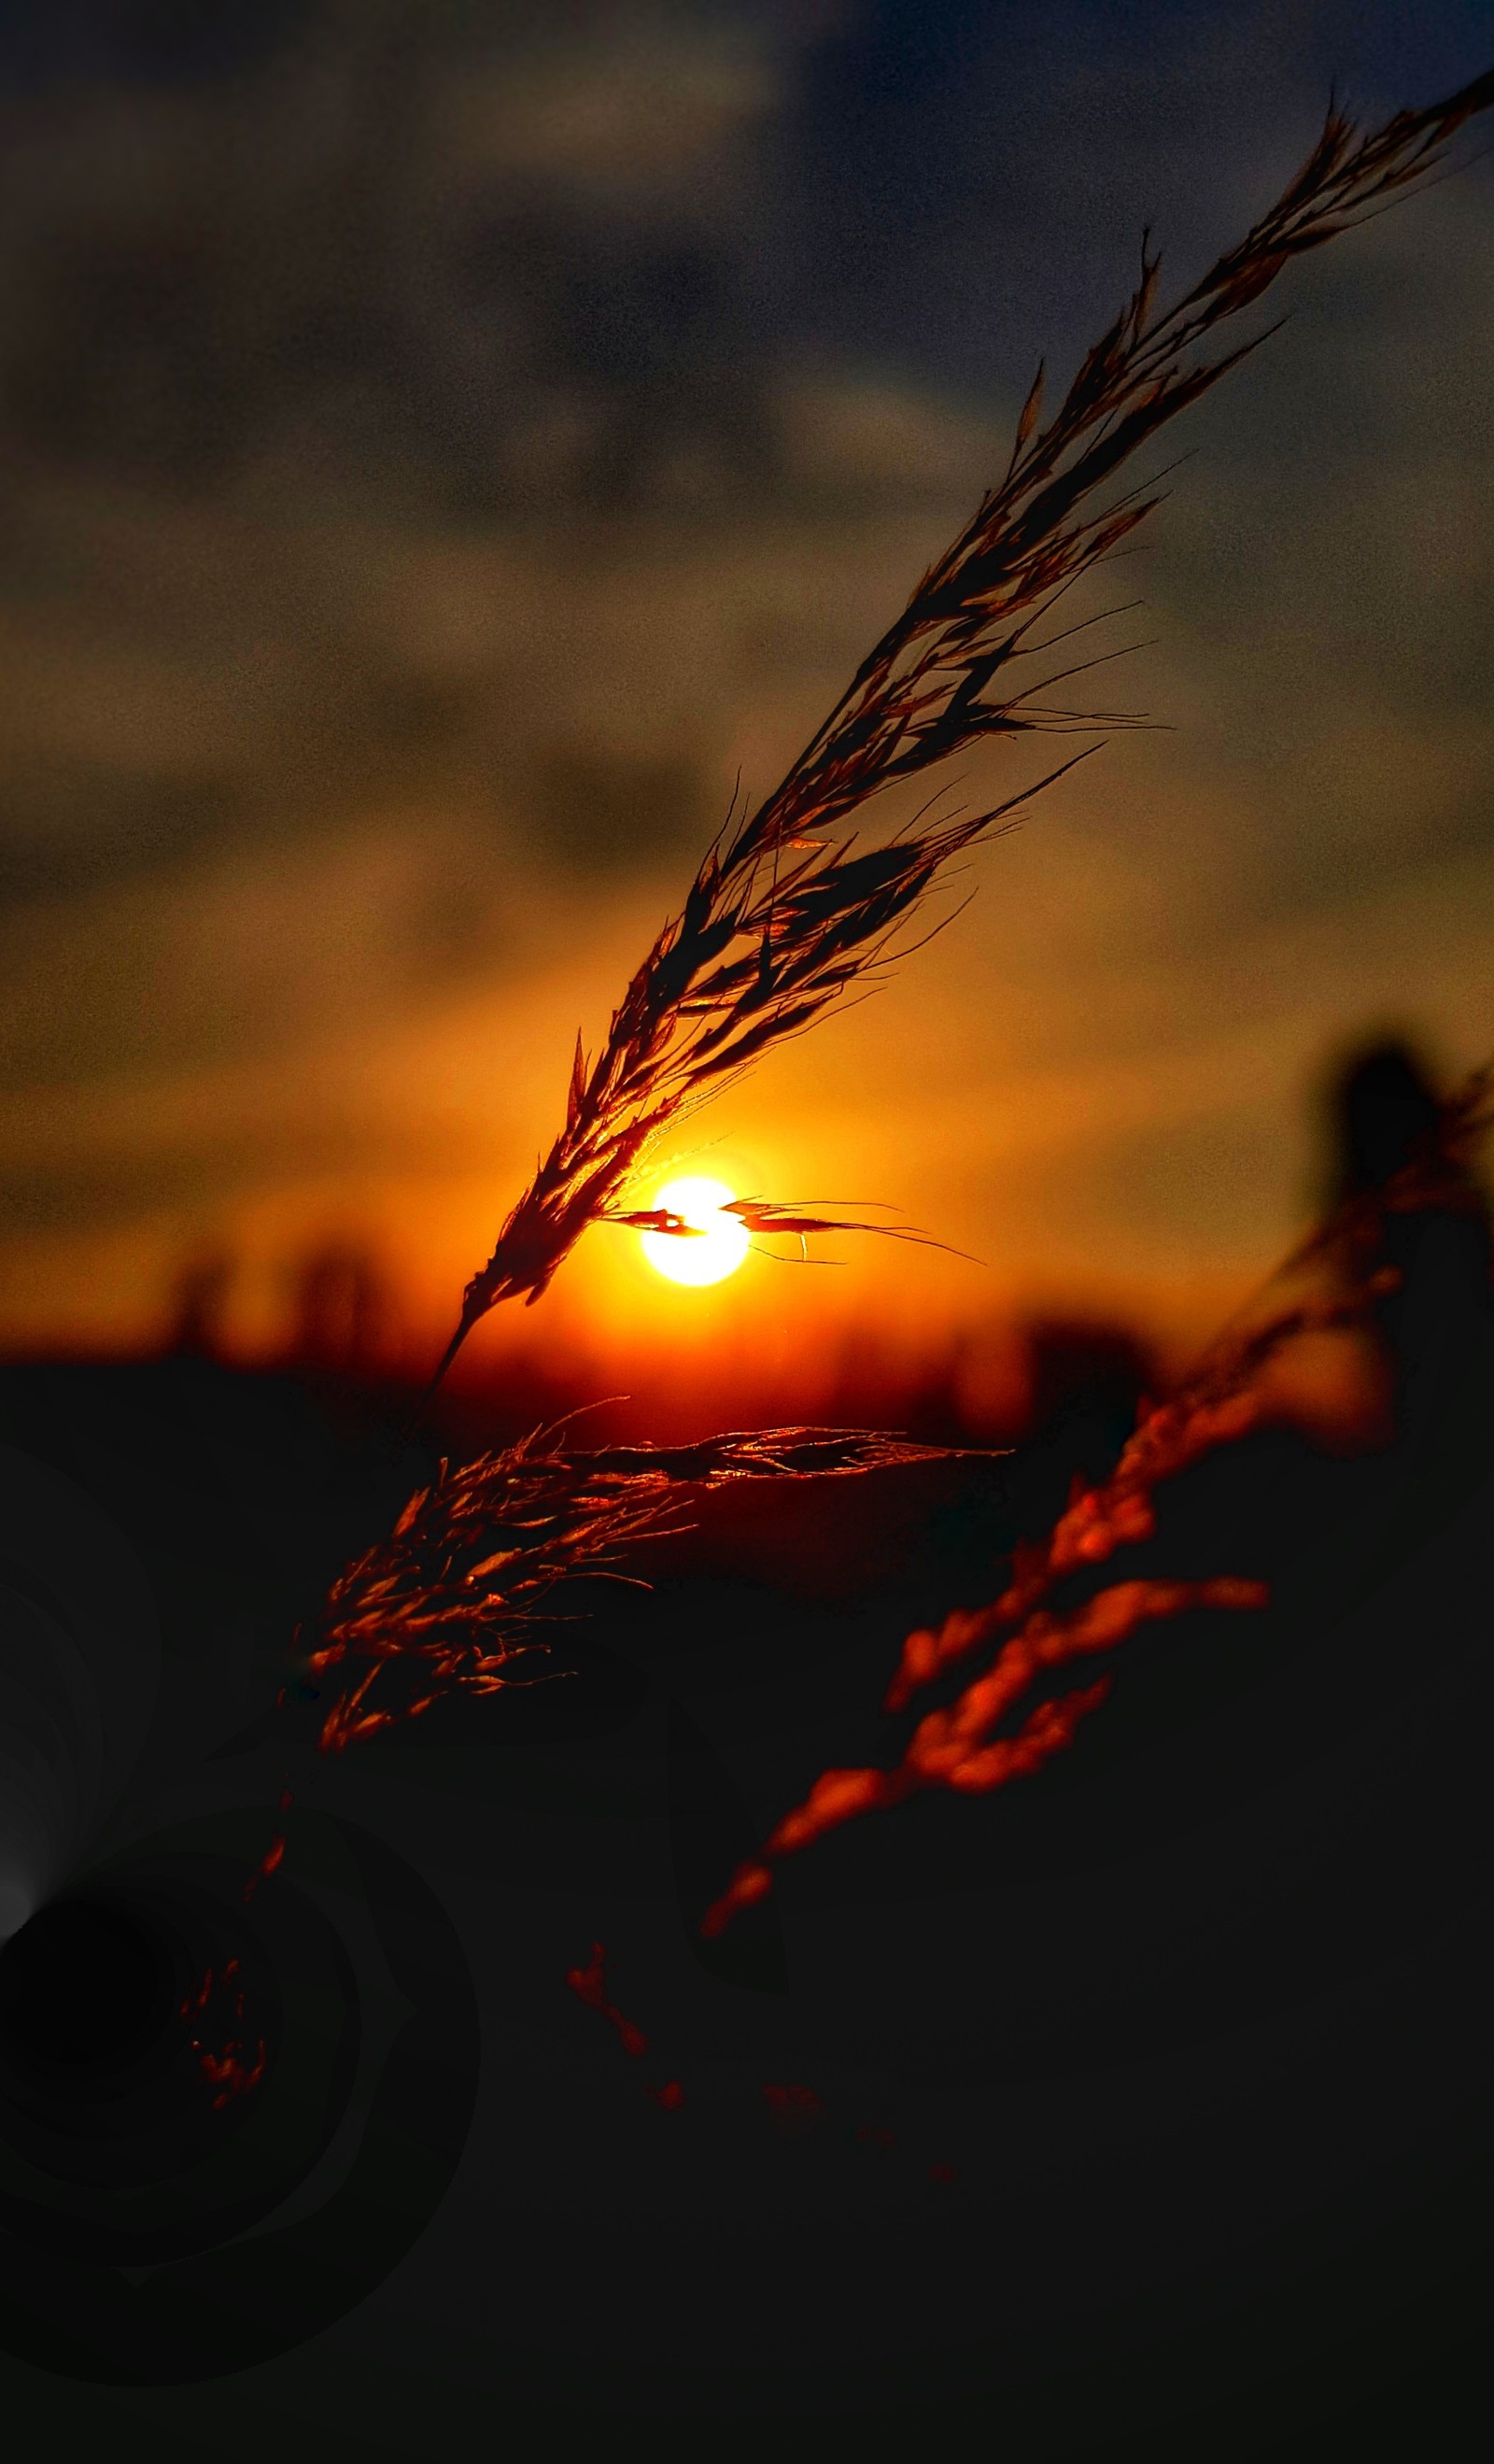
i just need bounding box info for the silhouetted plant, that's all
[305,1423,950,1753]
[315,72,1494,1802]
[424,65,1494,1402]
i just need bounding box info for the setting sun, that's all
[641,1178,751,1287]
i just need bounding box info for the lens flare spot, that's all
[641,1178,750,1287]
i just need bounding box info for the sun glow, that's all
[641,1178,751,1287]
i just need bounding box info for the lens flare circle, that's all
[641,1178,750,1287]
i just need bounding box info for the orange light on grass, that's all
[641,1178,751,1287]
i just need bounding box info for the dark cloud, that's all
[2,2,1487,508]
[0,2,797,507]
[782,1,1487,386]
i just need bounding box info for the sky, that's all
[0,0,1489,1418]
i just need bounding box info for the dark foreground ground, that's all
[0,1302,1491,2460]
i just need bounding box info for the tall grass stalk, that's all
[421,66,1494,1406]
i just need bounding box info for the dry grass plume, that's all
[422,66,1494,1403]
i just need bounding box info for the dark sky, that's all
[0,0,1488,1370]
[0,2,1487,494]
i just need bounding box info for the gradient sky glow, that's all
[0,1,1489,1404]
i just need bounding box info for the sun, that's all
[641,1177,751,1287]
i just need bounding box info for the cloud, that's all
[457,20,782,205]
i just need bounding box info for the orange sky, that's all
[2,478,1491,1397]
[0,11,1490,1417]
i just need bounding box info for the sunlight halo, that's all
[641,1177,751,1287]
